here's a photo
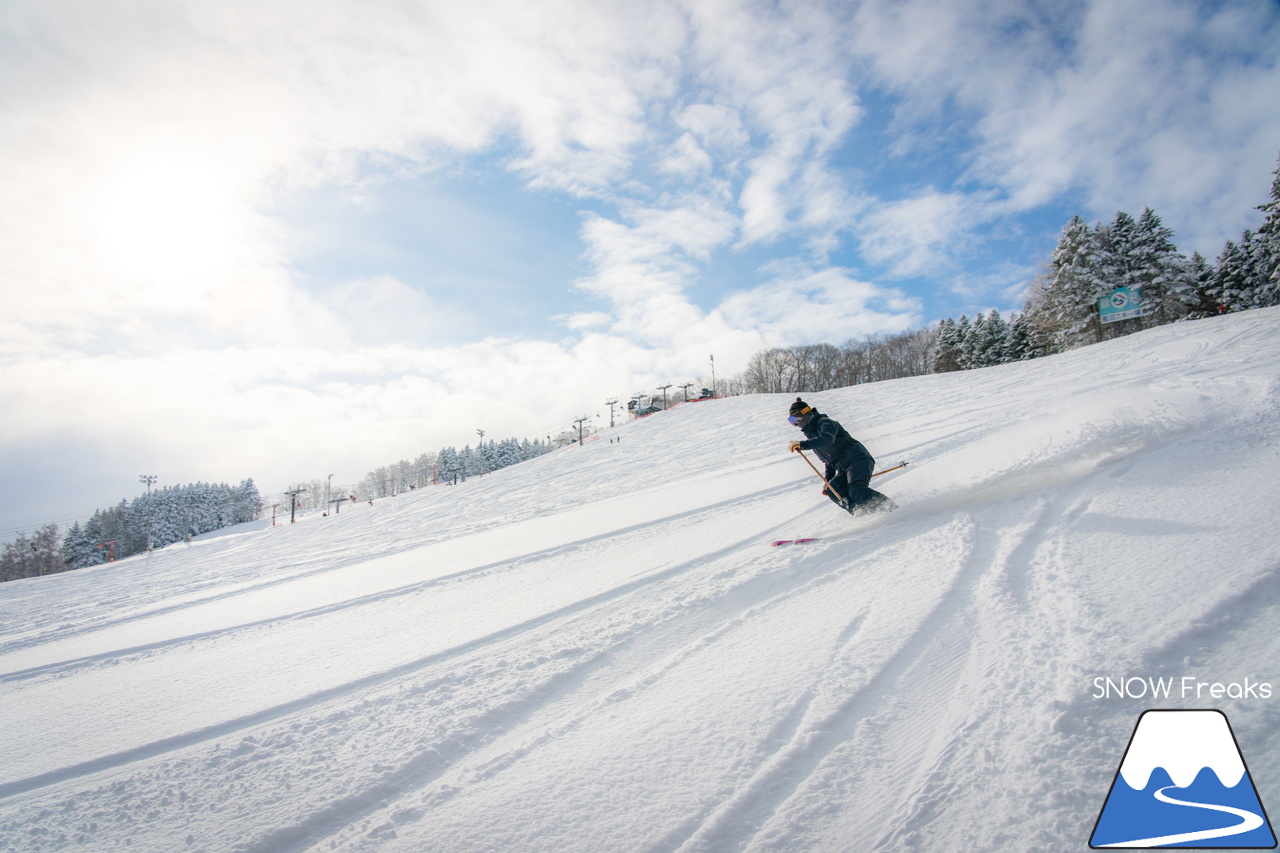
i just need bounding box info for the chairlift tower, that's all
[285,486,307,524]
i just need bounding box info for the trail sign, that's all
[1099,286,1143,324]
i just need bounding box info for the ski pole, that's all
[797,451,908,485]
[794,448,841,496]
[872,461,909,478]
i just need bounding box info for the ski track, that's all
[251,511,900,853]
[0,480,807,685]
[0,486,806,802]
[654,515,985,853]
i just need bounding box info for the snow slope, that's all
[2,308,1279,853]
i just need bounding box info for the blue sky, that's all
[2,0,1279,536]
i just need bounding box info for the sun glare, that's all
[94,151,241,288]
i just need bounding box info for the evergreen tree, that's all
[1243,219,1277,309]
[233,479,262,524]
[1027,216,1108,352]
[983,310,1012,365]
[522,438,553,461]
[1006,311,1041,361]
[1131,208,1192,325]
[1210,235,1258,312]
[1100,210,1139,289]
[60,521,101,571]
[1182,252,1220,319]
[1256,152,1280,306]
[962,313,989,369]
[952,315,973,368]
[496,439,521,468]
[151,485,183,546]
[461,445,486,479]
[437,447,461,483]
[931,317,963,372]
[55,479,263,568]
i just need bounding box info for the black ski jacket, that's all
[797,412,872,477]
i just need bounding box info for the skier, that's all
[787,397,895,515]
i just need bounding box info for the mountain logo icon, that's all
[1091,710,1276,848]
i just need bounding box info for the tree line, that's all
[738,330,940,393]
[359,437,559,499]
[735,152,1280,392]
[2,479,263,580]
[272,436,562,514]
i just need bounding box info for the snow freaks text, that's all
[1092,676,1274,701]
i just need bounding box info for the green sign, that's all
[1099,287,1142,324]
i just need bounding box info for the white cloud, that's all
[849,0,1280,256]
[854,189,1003,279]
[658,133,714,179]
[679,0,862,246]
[674,103,750,156]
[325,275,474,346]
[0,0,870,358]
[558,311,612,332]
[716,266,920,346]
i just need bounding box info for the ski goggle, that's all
[788,414,802,425]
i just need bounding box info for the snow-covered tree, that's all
[1210,234,1261,313]
[436,447,462,484]
[1023,216,1107,352]
[1005,311,1041,361]
[1130,208,1192,325]
[59,521,101,571]
[1,524,66,581]
[931,317,963,373]
[55,480,263,570]
[962,313,990,369]
[981,310,1012,366]
[1256,152,1280,306]
[1181,252,1220,319]
[955,316,978,370]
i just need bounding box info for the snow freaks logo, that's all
[1090,710,1276,848]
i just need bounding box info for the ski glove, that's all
[788,440,802,453]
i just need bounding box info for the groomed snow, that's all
[2,308,1279,852]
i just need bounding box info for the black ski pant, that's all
[825,448,893,514]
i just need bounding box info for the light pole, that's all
[139,474,158,550]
